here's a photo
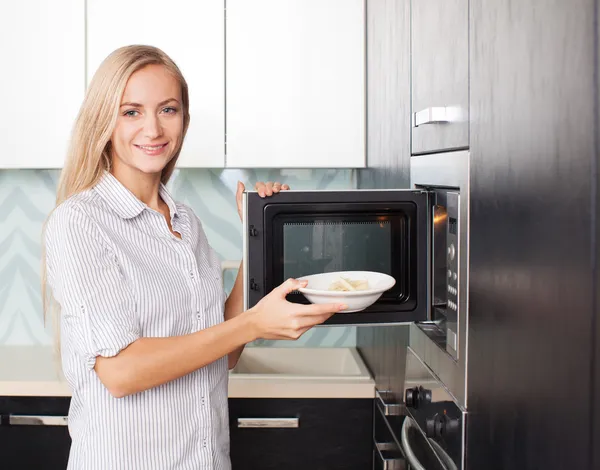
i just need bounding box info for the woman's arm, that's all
[95,278,345,398]
[224,261,245,369]
[95,308,254,398]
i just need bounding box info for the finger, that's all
[236,181,245,208]
[272,182,282,193]
[276,278,308,297]
[254,181,266,197]
[296,312,336,330]
[301,302,348,316]
[265,181,274,196]
[281,184,290,190]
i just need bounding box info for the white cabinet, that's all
[0,1,84,169]
[86,0,225,168]
[225,0,366,169]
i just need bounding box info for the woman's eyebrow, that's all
[119,98,180,108]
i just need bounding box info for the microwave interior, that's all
[243,189,456,326]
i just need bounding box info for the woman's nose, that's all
[144,114,163,139]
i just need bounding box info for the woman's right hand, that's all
[248,278,347,340]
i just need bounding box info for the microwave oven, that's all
[241,154,467,359]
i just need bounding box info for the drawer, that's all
[229,398,373,470]
[0,397,71,470]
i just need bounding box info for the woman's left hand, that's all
[236,181,290,222]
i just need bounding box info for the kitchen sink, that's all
[230,347,371,380]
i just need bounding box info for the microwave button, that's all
[453,272,458,282]
[447,244,456,260]
[447,270,452,279]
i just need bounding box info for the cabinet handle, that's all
[237,418,299,428]
[374,442,406,470]
[8,415,68,426]
[376,389,403,417]
[413,106,463,127]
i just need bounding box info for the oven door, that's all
[243,190,431,325]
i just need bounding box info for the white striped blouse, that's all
[45,172,231,470]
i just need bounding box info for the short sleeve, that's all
[45,203,140,370]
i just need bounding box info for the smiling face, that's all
[110,64,184,177]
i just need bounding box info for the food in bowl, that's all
[328,277,369,292]
[297,271,396,313]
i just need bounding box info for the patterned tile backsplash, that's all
[0,168,356,347]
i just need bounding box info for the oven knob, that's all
[405,386,432,409]
[426,415,460,439]
[405,387,417,408]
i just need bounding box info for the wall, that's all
[0,168,356,348]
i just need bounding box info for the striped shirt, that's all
[45,172,230,470]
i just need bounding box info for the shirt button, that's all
[201,396,206,405]
[189,270,195,279]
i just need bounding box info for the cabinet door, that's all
[229,398,373,470]
[0,0,84,169]
[0,397,71,469]
[87,0,225,168]
[411,0,468,154]
[226,0,366,169]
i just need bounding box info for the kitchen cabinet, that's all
[86,0,225,168]
[0,397,71,470]
[225,0,366,169]
[229,398,373,469]
[0,0,84,169]
[411,0,469,154]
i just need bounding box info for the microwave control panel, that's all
[445,192,460,359]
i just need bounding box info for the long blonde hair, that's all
[42,45,190,333]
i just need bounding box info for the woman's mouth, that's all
[134,143,168,156]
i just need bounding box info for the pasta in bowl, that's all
[296,271,396,313]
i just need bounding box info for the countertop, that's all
[0,346,375,399]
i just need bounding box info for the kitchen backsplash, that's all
[0,168,356,347]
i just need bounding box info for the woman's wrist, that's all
[237,307,260,343]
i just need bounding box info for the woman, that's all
[43,45,346,470]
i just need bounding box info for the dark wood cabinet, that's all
[229,398,373,470]
[1,396,373,470]
[411,0,469,154]
[0,397,71,470]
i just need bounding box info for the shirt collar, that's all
[94,171,179,220]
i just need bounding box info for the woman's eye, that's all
[162,107,178,115]
[123,110,139,117]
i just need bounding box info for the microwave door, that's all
[242,190,432,326]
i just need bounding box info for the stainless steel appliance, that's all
[242,151,467,332]
[242,152,470,468]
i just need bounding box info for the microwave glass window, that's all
[282,221,393,279]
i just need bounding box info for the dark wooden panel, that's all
[411,0,469,154]
[468,1,596,469]
[358,0,411,190]
[357,0,412,408]
[0,397,71,470]
[229,398,373,470]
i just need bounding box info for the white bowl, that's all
[297,271,396,313]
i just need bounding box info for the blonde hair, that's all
[42,45,190,334]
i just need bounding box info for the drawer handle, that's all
[374,442,405,470]
[400,417,426,470]
[376,389,403,416]
[413,106,463,127]
[9,415,68,426]
[237,418,299,428]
